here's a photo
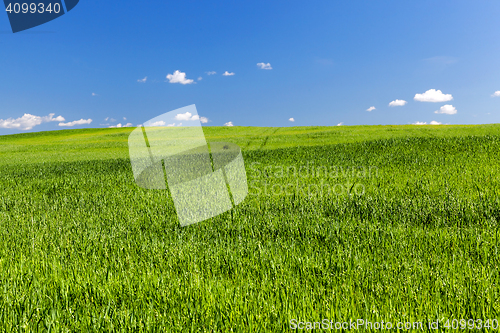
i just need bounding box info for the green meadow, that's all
[0,125,499,331]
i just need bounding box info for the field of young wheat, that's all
[0,125,499,331]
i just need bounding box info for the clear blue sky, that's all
[1,0,500,133]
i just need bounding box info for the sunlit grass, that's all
[0,125,499,331]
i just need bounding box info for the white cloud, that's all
[289,118,295,122]
[137,76,147,83]
[434,104,457,115]
[366,106,376,112]
[177,123,182,126]
[173,112,208,123]
[389,99,407,107]
[492,91,500,97]
[224,121,234,126]
[175,112,197,121]
[167,123,175,127]
[59,118,93,127]
[0,113,65,130]
[149,121,166,127]
[104,117,109,121]
[108,123,133,128]
[222,71,235,76]
[337,122,344,126]
[92,93,98,96]
[123,117,127,120]
[257,62,272,70]
[166,70,194,85]
[206,71,217,75]
[414,89,453,102]
[414,120,442,125]
[47,114,65,122]
[198,77,203,81]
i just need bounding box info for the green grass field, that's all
[0,125,499,331]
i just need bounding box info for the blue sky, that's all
[1,0,500,133]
